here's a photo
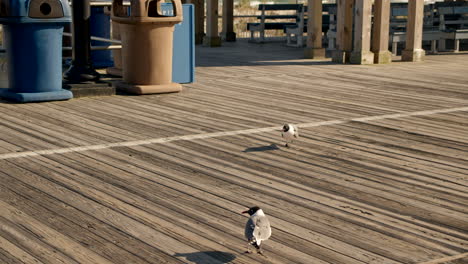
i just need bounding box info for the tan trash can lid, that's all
[112,0,183,24]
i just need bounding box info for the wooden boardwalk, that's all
[0,41,467,264]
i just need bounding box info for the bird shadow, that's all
[243,143,280,153]
[174,251,236,264]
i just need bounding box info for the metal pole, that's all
[63,0,100,82]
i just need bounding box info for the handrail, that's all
[62,32,122,44]
[67,1,131,6]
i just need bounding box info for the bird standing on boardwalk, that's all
[281,124,299,147]
[242,206,272,255]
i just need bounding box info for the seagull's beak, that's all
[241,210,248,214]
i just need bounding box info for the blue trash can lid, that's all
[0,0,71,24]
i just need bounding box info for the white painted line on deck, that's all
[417,252,468,264]
[0,106,467,160]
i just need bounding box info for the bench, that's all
[284,4,333,47]
[436,2,468,52]
[325,3,455,54]
[247,4,303,43]
[325,6,337,50]
[389,5,452,55]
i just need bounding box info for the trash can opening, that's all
[40,3,51,15]
[148,0,176,18]
[0,2,7,17]
[28,0,65,18]
[112,0,129,17]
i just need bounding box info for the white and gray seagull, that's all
[281,124,299,147]
[242,206,272,255]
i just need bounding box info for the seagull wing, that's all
[252,215,271,242]
[244,218,256,242]
[293,125,299,138]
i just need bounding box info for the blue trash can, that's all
[90,1,113,68]
[0,0,73,102]
[161,3,195,84]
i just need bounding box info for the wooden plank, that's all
[0,180,168,264]
[0,42,468,264]
[0,247,27,264]
[25,153,328,264]
[0,200,115,264]
[0,161,226,264]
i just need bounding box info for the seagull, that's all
[281,124,299,147]
[242,206,272,255]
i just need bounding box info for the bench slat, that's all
[248,22,297,31]
[258,4,303,11]
[256,15,298,19]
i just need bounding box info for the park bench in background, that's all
[437,2,468,52]
[325,2,468,55]
[284,4,334,47]
[389,5,451,55]
[247,4,303,43]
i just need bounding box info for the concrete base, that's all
[373,51,393,64]
[222,32,236,42]
[106,67,123,77]
[304,47,326,59]
[0,89,73,103]
[203,36,222,47]
[63,64,100,83]
[402,49,425,62]
[331,50,350,64]
[64,81,115,98]
[115,81,182,95]
[350,51,375,65]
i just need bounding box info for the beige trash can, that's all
[111,0,183,94]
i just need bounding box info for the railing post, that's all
[371,0,392,64]
[203,0,222,46]
[332,0,354,63]
[222,0,236,41]
[193,0,205,44]
[402,0,425,62]
[350,0,374,64]
[304,0,326,59]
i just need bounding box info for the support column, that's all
[194,0,205,44]
[371,0,392,64]
[402,0,425,62]
[203,0,222,46]
[332,0,354,63]
[63,0,100,82]
[222,0,236,41]
[304,0,326,59]
[350,0,374,64]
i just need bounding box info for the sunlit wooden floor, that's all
[0,40,467,264]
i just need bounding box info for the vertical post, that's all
[194,0,205,44]
[402,0,425,62]
[332,0,354,63]
[371,0,392,64]
[222,0,236,41]
[350,0,374,64]
[204,0,222,46]
[106,21,123,76]
[304,0,326,59]
[63,0,100,82]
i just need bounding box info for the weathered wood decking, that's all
[0,41,467,264]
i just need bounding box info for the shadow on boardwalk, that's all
[174,251,237,263]
[243,144,281,153]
